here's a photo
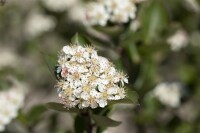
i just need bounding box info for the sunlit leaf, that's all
[71,33,90,46]
[125,88,139,105]
[45,102,79,113]
[108,98,133,105]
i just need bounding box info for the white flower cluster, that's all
[55,45,128,109]
[24,12,56,38]
[167,30,189,51]
[85,0,138,26]
[0,48,19,69]
[41,0,78,12]
[152,82,182,108]
[0,81,26,131]
[184,0,200,12]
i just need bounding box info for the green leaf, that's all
[178,64,196,84]
[74,115,85,133]
[124,43,141,64]
[27,104,47,124]
[71,33,90,46]
[94,25,124,37]
[17,110,27,124]
[0,78,12,91]
[139,0,168,44]
[90,113,121,127]
[0,67,23,91]
[45,102,79,113]
[108,89,139,106]
[108,98,133,105]
[125,88,139,105]
[40,52,57,80]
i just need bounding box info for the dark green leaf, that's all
[0,78,12,91]
[139,0,168,44]
[17,110,27,124]
[0,67,23,91]
[71,33,90,46]
[124,43,141,64]
[45,102,79,113]
[178,64,196,84]
[94,25,124,37]
[90,113,121,127]
[27,104,47,123]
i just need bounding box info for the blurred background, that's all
[0,0,200,133]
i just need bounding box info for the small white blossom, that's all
[110,0,137,23]
[85,0,139,25]
[0,48,20,69]
[68,3,86,23]
[130,20,141,31]
[152,82,183,108]
[97,99,108,108]
[0,79,26,132]
[86,2,109,26]
[24,12,56,38]
[55,45,128,109]
[167,30,189,51]
[184,0,200,12]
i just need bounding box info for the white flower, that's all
[110,10,129,23]
[24,12,56,38]
[167,30,189,51]
[0,48,20,69]
[152,82,182,108]
[85,0,138,25]
[86,2,109,26]
[110,0,137,23]
[55,45,128,109]
[63,46,73,55]
[101,0,124,13]
[68,3,86,23]
[89,98,98,108]
[107,87,118,95]
[0,79,26,132]
[184,0,200,13]
[130,20,141,31]
[97,99,108,108]
[41,0,78,12]
[114,72,128,86]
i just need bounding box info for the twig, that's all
[81,109,93,133]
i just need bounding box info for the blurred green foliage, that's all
[0,0,200,133]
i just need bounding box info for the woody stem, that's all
[81,109,93,133]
